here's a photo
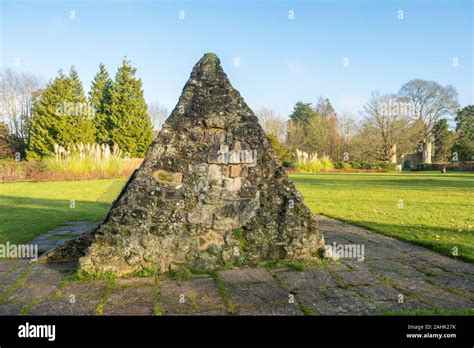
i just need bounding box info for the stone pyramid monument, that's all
[44,53,324,276]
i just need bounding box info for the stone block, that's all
[230,165,241,178]
[152,170,182,186]
[188,163,208,174]
[208,164,222,182]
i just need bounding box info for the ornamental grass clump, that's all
[295,149,334,172]
[44,143,123,176]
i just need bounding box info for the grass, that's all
[169,268,193,281]
[0,179,126,245]
[287,260,307,271]
[290,171,474,262]
[232,227,247,252]
[153,274,163,316]
[94,277,116,316]
[210,271,237,314]
[132,267,156,278]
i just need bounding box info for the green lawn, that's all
[0,172,473,263]
[0,179,123,245]
[290,172,474,262]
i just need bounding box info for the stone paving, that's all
[0,217,472,315]
[30,222,101,254]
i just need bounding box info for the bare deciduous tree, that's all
[0,68,44,151]
[340,113,357,154]
[363,91,411,162]
[349,120,383,162]
[398,79,459,163]
[340,113,356,143]
[287,121,307,151]
[147,101,169,131]
[256,107,287,142]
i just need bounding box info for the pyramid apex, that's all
[190,53,226,83]
[199,52,220,65]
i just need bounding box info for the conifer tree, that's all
[89,63,113,144]
[28,70,69,160]
[453,105,474,161]
[109,57,153,157]
[27,67,95,159]
[289,102,316,127]
[58,66,95,146]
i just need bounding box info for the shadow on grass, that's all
[0,195,110,245]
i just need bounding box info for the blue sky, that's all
[1,0,472,119]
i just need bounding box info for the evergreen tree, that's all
[289,102,316,127]
[58,66,95,146]
[27,67,95,160]
[89,63,113,144]
[69,65,85,99]
[453,105,474,161]
[433,118,454,162]
[109,58,153,157]
[28,70,69,160]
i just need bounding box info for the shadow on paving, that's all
[0,217,472,316]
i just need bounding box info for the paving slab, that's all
[225,282,289,307]
[298,289,378,315]
[102,285,155,315]
[8,281,60,301]
[107,286,154,303]
[103,300,154,316]
[430,274,474,294]
[59,280,107,299]
[334,270,382,286]
[218,268,274,285]
[0,301,28,315]
[159,300,228,316]
[374,299,433,313]
[159,277,226,315]
[115,277,155,287]
[28,298,100,315]
[237,303,303,315]
[354,284,402,301]
[276,269,337,291]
